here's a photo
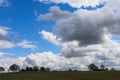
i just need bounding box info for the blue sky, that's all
[0,0,120,70]
[0,0,62,57]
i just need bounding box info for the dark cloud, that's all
[52,8,120,46]
[54,16,106,45]
[0,35,12,42]
[38,6,120,59]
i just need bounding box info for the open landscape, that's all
[1,0,120,80]
[0,71,120,80]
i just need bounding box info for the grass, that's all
[0,71,120,80]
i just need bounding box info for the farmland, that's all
[0,71,120,80]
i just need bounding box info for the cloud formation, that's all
[1,0,120,71]
[0,26,37,49]
[38,6,120,46]
[36,0,120,70]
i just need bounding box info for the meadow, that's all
[0,71,120,80]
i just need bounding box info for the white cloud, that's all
[0,26,37,49]
[40,30,61,46]
[1,39,120,71]
[0,40,14,49]
[37,0,105,8]
[0,52,6,57]
[0,52,88,71]
[38,0,120,12]
[17,40,37,49]
[0,52,13,59]
[0,26,10,36]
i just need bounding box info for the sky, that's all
[0,0,120,71]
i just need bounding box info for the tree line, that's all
[88,63,116,71]
[0,64,50,72]
[0,63,117,72]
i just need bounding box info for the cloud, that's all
[37,6,71,21]
[0,26,37,49]
[1,0,120,71]
[1,43,120,71]
[38,0,120,12]
[40,30,61,46]
[0,52,13,58]
[1,34,120,70]
[0,0,9,7]
[38,6,120,46]
[0,26,14,49]
[0,40,14,49]
[37,0,105,8]
[60,41,99,58]
[0,26,9,36]
[60,34,120,59]
[36,0,120,70]
[0,52,88,71]
[17,40,37,49]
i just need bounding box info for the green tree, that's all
[100,65,105,71]
[40,67,46,72]
[33,66,39,71]
[88,63,98,71]
[9,64,20,72]
[45,67,51,72]
[110,67,116,71]
[0,67,5,72]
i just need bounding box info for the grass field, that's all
[0,71,120,80]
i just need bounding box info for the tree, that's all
[110,67,116,71]
[25,66,33,71]
[105,68,109,71]
[68,69,72,71]
[25,66,30,71]
[100,65,105,71]
[88,63,98,71]
[40,67,46,72]
[0,67,5,72]
[20,68,25,72]
[45,67,51,72]
[9,64,20,72]
[33,66,39,71]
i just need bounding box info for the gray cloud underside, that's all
[38,6,120,46]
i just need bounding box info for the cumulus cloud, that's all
[1,0,120,71]
[60,34,120,59]
[0,26,37,49]
[0,0,9,7]
[40,30,61,45]
[1,46,120,71]
[36,0,120,70]
[38,6,120,46]
[0,52,89,71]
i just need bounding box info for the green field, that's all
[0,71,120,80]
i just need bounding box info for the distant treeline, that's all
[0,64,50,72]
[0,63,117,72]
[88,63,117,71]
